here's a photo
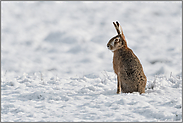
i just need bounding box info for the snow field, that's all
[1,71,182,122]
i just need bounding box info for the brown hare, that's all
[107,21,147,94]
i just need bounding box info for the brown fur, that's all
[107,21,147,94]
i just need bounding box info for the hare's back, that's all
[120,48,146,82]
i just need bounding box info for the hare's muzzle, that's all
[107,44,112,50]
[107,44,110,49]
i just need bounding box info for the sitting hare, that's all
[107,21,147,94]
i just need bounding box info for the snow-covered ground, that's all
[1,1,182,122]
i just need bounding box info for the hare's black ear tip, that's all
[116,21,119,26]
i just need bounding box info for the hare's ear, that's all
[116,21,126,40]
[113,22,120,35]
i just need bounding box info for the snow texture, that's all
[1,1,182,122]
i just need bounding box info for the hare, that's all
[107,21,147,94]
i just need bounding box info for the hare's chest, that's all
[113,53,123,75]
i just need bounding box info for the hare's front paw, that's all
[117,89,121,94]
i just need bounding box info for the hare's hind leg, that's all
[138,84,145,94]
[117,75,121,94]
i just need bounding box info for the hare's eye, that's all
[115,38,119,42]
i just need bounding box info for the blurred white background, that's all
[1,1,182,79]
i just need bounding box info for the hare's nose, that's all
[107,44,111,50]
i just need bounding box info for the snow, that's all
[1,1,182,122]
